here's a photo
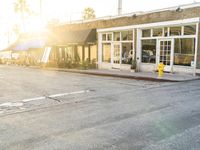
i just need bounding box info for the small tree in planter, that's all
[131,59,137,72]
[89,59,98,69]
[80,59,90,70]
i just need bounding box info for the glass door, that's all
[112,43,121,69]
[158,39,174,72]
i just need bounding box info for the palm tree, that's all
[14,0,30,32]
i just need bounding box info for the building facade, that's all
[5,3,199,74]
[98,18,199,74]
[95,3,200,74]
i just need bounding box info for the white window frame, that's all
[98,17,200,73]
[139,23,198,69]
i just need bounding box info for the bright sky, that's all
[0,0,199,49]
[1,0,200,23]
[39,0,200,21]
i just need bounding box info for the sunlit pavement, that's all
[0,65,200,150]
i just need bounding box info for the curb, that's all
[3,65,199,82]
[40,67,181,82]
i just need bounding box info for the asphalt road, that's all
[0,65,200,150]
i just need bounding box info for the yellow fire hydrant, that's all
[158,63,165,77]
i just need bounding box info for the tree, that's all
[82,7,96,20]
[14,0,31,32]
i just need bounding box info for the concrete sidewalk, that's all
[41,67,200,82]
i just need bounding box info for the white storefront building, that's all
[97,4,200,75]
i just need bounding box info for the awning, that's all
[49,29,96,45]
[13,39,46,51]
[3,31,49,51]
[13,38,46,51]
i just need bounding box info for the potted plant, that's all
[130,59,137,72]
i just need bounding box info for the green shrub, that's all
[131,59,137,70]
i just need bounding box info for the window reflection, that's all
[121,31,133,41]
[142,29,151,37]
[107,34,112,41]
[184,25,196,35]
[174,38,195,66]
[102,43,111,63]
[141,40,156,63]
[121,43,133,64]
[102,34,106,41]
[114,32,120,41]
[66,47,73,61]
[170,26,182,36]
[77,46,83,61]
[90,45,98,62]
[153,28,163,37]
[84,47,89,61]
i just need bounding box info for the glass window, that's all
[170,26,182,36]
[102,33,112,41]
[174,38,195,66]
[49,47,57,61]
[107,34,112,41]
[164,27,168,37]
[58,48,63,60]
[174,39,181,54]
[121,43,133,64]
[114,32,120,41]
[102,43,111,63]
[122,31,128,40]
[77,46,83,61]
[66,46,73,61]
[84,47,89,61]
[142,29,151,37]
[64,48,68,61]
[102,34,106,41]
[121,30,133,41]
[73,46,80,62]
[90,45,97,62]
[141,39,156,63]
[127,31,133,40]
[61,47,65,60]
[153,28,163,37]
[184,25,196,35]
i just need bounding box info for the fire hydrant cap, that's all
[158,63,165,69]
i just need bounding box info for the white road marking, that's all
[0,102,23,107]
[22,97,46,102]
[22,90,90,102]
[49,90,90,98]
[0,90,90,112]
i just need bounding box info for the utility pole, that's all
[118,0,122,15]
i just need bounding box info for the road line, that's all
[49,90,90,98]
[0,102,23,107]
[22,97,46,102]
[0,90,91,109]
[22,90,90,102]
